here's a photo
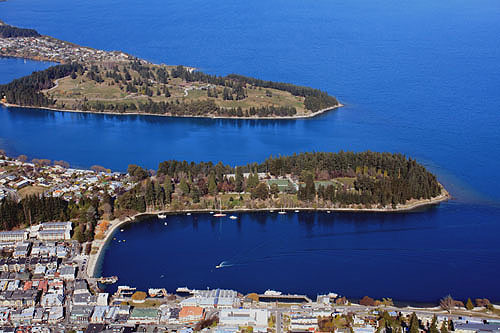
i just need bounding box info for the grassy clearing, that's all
[18,185,46,198]
[46,62,310,115]
[335,177,356,188]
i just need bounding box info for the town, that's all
[0,154,497,332]
[0,20,135,64]
[0,224,499,332]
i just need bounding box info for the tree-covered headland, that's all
[0,151,446,243]
[0,62,340,118]
[116,151,444,215]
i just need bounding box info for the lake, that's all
[1,0,499,301]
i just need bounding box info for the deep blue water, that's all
[1,0,500,301]
[99,203,500,303]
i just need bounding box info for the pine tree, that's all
[440,321,449,333]
[409,313,419,333]
[179,177,190,196]
[163,176,174,204]
[235,167,244,193]
[430,315,439,333]
[466,298,474,310]
[208,173,218,195]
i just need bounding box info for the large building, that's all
[37,222,72,241]
[179,306,204,324]
[180,289,238,309]
[0,231,28,242]
[219,309,268,331]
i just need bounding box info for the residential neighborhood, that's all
[0,156,135,203]
[0,34,135,64]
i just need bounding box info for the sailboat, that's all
[213,198,226,217]
[158,213,167,219]
[278,195,286,214]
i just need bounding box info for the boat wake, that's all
[215,261,233,269]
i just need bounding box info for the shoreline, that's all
[87,188,450,278]
[0,101,344,120]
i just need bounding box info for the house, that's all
[73,291,96,306]
[70,305,94,323]
[0,307,10,325]
[179,306,204,323]
[290,314,318,332]
[97,293,109,306]
[48,306,64,324]
[59,265,76,280]
[455,323,500,333]
[13,242,31,258]
[40,292,64,307]
[90,306,108,323]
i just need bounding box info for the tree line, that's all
[0,193,106,243]
[0,63,84,106]
[0,25,40,38]
[81,98,297,117]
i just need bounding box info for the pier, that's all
[257,294,312,303]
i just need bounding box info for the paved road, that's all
[276,310,282,333]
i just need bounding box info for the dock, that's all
[257,293,312,303]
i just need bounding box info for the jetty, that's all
[257,293,312,303]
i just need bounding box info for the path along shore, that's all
[87,188,450,278]
[1,101,344,120]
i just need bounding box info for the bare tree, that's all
[440,295,455,313]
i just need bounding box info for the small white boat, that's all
[186,212,192,216]
[216,264,222,269]
[209,211,214,214]
[294,210,300,213]
[327,210,331,214]
[214,213,226,217]
[158,214,167,219]
[269,210,275,213]
[278,211,286,215]
[176,286,191,293]
[164,222,168,226]
[229,215,238,220]
[120,229,124,232]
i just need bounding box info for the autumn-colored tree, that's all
[359,296,375,306]
[131,291,147,301]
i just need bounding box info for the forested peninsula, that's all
[0,151,449,243]
[0,21,342,119]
